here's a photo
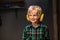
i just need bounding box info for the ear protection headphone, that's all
[26,12,44,22]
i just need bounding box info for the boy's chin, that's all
[31,21,37,23]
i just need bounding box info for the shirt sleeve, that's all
[22,28,27,40]
[45,26,50,40]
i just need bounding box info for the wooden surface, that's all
[53,0,58,40]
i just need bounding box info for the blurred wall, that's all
[0,8,27,40]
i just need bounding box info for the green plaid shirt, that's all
[22,24,49,40]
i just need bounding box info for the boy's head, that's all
[26,5,42,23]
[27,5,42,16]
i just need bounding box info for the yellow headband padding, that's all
[40,13,44,22]
[26,14,29,21]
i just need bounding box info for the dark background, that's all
[57,0,60,40]
[0,0,54,40]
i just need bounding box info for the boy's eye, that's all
[29,15,37,16]
[28,14,38,16]
[29,15,32,16]
[33,15,37,16]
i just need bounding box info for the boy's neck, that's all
[32,22,40,28]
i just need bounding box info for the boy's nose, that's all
[31,16,34,18]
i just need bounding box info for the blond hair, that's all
[27,5,42,16]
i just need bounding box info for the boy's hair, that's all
[27,5,42,16]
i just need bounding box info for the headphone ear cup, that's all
[26,14,30,21]
[40,13,44,22]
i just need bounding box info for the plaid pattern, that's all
[22,24,49,40]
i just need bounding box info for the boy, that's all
[22,5,49,40]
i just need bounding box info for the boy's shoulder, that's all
[25,24,31,29]
[26,24,31,27]
[40,23,48,28]
[24,24,31,31]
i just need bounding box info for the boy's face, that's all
[28,10,40,23]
